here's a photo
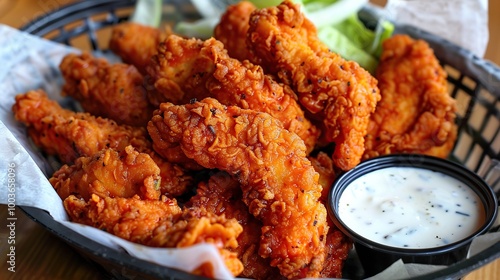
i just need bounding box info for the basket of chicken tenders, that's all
[0,0,499,279]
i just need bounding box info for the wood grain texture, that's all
[0,205,108,279]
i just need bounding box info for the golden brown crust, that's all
[64,194,244,276]
[207,50,320,153]
[214,1,259,63]
[148,97,328,278]
[363,34,457,159]
[186,171,284,280]
[145,35,218,106]
[64,194,182,244]
[320,228,352,278]
[146,35,319,152]
[60,52,154,127]
[109,22,169,74]
[309,151,337,203]
[13,90,193,197]
[50,146,161,201]
[12,90,150,164]
[247,1,380,170]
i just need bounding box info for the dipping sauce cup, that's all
[328,154,498,277]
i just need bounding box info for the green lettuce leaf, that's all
[318,25,378,73]
[318,14,394,73]
[130,0,162,27]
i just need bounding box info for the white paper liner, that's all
[383,0,489,58]
[0,18,497,280]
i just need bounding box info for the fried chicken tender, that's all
[64,194,182,244]
[187,171,284,280]
[146,35,319,152]
[60,52,154,127]
[148,207,244,277]
[148,98,328,279]
[308,152,352,278]
[109,22,169,74]
[309,151,337,203]
[50,146,161,201]
[214,1,258,63]
[12,90,193,197]
[363,35,457,159]
[207,50,320,153]
[12,90,150,163]
[144,35,216,106]
[148,205,242,249]
[64,194,244,276]
[320,227,352,278]
[247,1,380,170]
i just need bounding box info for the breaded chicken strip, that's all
[148,98,328,279]
[187,171,284,280]
[64,194,244,276]
[109,22,169,74]
[363,35,457,159]
[189,170,351,278]
[12,90,150,163]
[144,35,216,106]
[146,35,319,152]
[207,51,320,153]
[309,151,337,203]
[50,146,161,201]
[12,90,193,196]
[247,1,380,170]
[308,152,352,278]
[60,52,154,127]
[214,1,258,63]
[320,227,352,279]
[64,194,182,244]
[149,207,244,276]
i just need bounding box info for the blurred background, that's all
[0,0,498,65]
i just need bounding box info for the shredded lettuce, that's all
[248,0,283,8]
[318,14,394,73]
[301,0,368,28]
[318,25,379,73]
[174,17,220,39]
[371,19,395,58]
[130,0,162,27]
[297,0,338,12]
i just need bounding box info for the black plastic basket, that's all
[19,0,500,279]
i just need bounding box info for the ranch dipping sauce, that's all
[338,166,486,249]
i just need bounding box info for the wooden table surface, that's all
[0,1,499,279]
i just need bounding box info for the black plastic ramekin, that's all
[328,154,498,277]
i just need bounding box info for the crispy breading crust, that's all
[146,35,319,152]
[50,146,161,201]
[187,171,284,280]
[214,1,259,63]
[207,46,320,153]
[145,35,217,106]
[60,52,154,127]
[247,1,380,170]
[13,90,193,197]
[148,97,328,279]
[363,35,457,159]
[64,194,244,276]
[109,22,169,74]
